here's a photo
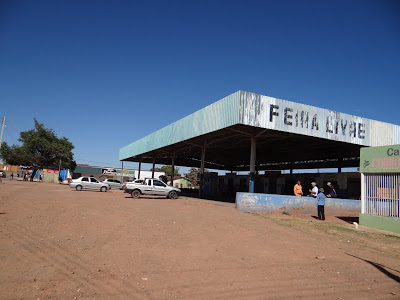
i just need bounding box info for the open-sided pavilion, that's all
[120,91,400,193]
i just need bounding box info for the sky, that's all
[1,0,399,173]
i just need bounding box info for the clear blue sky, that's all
[1,0,399,172]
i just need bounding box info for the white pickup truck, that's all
[124,178,181,199]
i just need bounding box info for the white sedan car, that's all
[69,177,110,192]
[101,179,123,190]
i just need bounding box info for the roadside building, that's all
[0,163,20,177]
[167,176,192,189]
[359,144,400,234]
[72,164,165,182]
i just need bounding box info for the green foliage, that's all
[0,119,76,171]
[151,165,181,177]
[183,167,208,188]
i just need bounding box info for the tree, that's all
[0,119,76,174]
[151,165,181,177]
[183,167,208,188]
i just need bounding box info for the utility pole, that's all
[0,117,6,150]
[121,161,124,183]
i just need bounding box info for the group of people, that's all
[293,180,337,221]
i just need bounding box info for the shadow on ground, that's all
[346,253,400,283]
[337,216,359,224]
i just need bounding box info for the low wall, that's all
[236,192,360,216]
[359,213,400,234]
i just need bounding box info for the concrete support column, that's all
[249,136,256,193]
[170,155,175,186]
[138,161,141,180]
[199,147,206,198]
[121,161,124,183]
[338,157,343,173]
[152,157,155,178]
[361,173,365,213]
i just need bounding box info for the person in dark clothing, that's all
[317,188,326,220]
[327,182,337,198]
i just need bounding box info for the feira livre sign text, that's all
[268,104,366,139]
[240,92,369,144]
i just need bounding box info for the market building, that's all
[119,91,400,201]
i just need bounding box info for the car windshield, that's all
[153,180,166,187]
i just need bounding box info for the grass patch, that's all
[254,212,400,259]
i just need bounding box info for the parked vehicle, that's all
[124,178,181,199]
[0,171,6,178]
[69,177,110,192]
[101,179,123,190]
[121,178,144,190]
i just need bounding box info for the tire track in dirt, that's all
[2,220,144,299]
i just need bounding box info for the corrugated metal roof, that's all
[120,91,400,161]
[119,92,240,160]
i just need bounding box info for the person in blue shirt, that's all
[317,188,326,220]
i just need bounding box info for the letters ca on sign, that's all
[269,104,366,139]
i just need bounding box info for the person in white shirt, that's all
[309,182,318,197]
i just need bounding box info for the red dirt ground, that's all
[0,180,399,299]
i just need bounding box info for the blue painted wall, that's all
[236,193,360,216]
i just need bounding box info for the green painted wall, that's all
[179,178,190,188]
[360,144,400,173]
[359,213,400,234]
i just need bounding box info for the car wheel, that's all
[100,186,107,192]
[76,185,82,191]
[168,191,178,199]
[131,190,141,198]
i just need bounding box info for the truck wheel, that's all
[76,185,82,191]
[131,190,141,198]
[100,186,107,192]
[168,191,178,199]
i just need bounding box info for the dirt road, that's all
[0,180,399,299]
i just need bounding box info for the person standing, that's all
[317,188,326,220]
[10,173,14,180]
[309,182,318,197]
[327,182,337,198]
[293,180,303,196]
